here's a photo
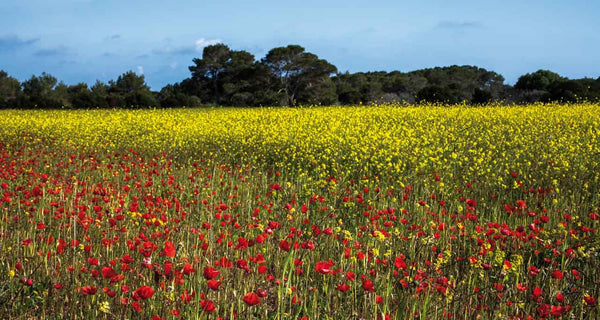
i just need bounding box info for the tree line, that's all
[2,43,600,109]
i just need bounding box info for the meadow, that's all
[0,103,598,319]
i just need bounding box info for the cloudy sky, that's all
[1,0,599,90]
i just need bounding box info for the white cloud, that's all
[170,61,178,69]
[195,38,222,52]
[136,66,144,75]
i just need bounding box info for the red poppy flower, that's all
[243,292,261,306]
[182,263,195,275]
[134,286,155,300]
[528,266,540,276]
[550,305,567,316]
[336,283,350,292]
[533,286,542,298]
[200,299,216,313]
[279,240,290,252]
[258,265,268,274]
[203,266,220,280]
[394,257,407,270]
[102,266,117,279]
[584,295,597,306]
[81,286,97,295]
[163,241,176,258]
[103,287,116,297]
[536,304,550,317]
[362,279,374,292]
[207,280,221,291]
[551,270,563,280]
[256,288,268,298]
[132,301,142,313]
[315,261,334,274]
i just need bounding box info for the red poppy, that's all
[200,299,216,313]
[134,286,155,300]
[102,266,117,279]
[258,265,268,274]
[533,286,542,298]
[81,286,97,295]
[132,301,142,313]
[279,240,290,252]
[336,283,350,292]
[528,266,540,276]
[203,266,220,280]
[163,241,176,258]
[182,263,195,275]
[103,287,116,297]
[550,305,567,316]
[256,288,268,298]
[243,292,261,306]
[584,295,597,306]
[536,304,550,317]
[207,280,221,291]
[394,257,407,270]
[314,261,334,274]
[551,270,563,280]
[362,279,374,292]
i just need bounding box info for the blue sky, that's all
[1,0,599,90]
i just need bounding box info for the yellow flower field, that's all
[0,103,598,319]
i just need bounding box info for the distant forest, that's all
[2,43,600,108]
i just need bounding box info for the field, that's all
[0,104,599,319]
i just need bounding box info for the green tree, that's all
[410,65,505,102]
[547,80,586,102]
[67,83,95,108]
[53,82,70,108]
[515,70,565,91]
[91,80,110,108]
[189,44,250,105]
[472,88,493,104]
[262,45,337,106]
[0,70,22,108]
[108,71,158,108]
[416,85,458,104]
[158,83,201,107]
[333,72,368,104]
[21,72,66,108]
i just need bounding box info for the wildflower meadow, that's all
[0,103,599,319]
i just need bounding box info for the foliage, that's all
[0,71,22,109]
[262,45,337,106]
[515,70,566,91]
[1,45,600,108]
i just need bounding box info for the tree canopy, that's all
[262,45,337,106]
[1,43,599,109]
